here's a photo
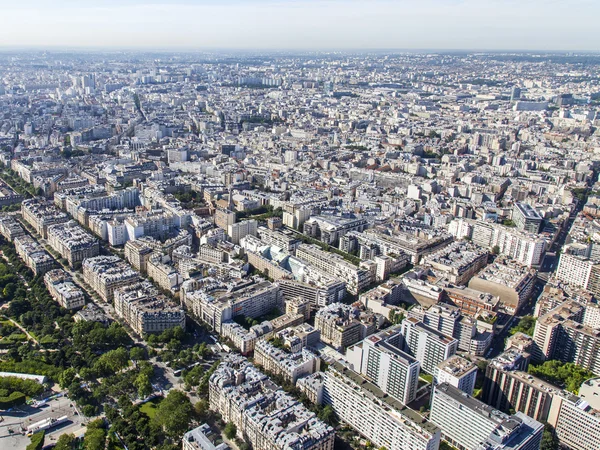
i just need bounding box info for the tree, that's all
[510,316,536,336]
[59,368,78,389]
[134,373,153,399]
[541,423,559,450]
[492,245,500,255]
[54,433,76,450]
[130,347,148,361]
[153,390,194,440]
[26,431,45,450]
[317,405,338,426]
[224,422,237,440]
[3,282,16,300]
[83,419,106,450]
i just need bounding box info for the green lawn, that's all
[420,373,434,384]
[139,397,162,419]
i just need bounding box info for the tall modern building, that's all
[346,326,420,404]
[512,203,543,234]
[322,361,441,450]
[435,355,477,395]
[430,383,543,450]
[401,317,458,374]
[483,350,557,423]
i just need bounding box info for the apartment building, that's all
[14,235,55,275]
[314,303,378,351]
[21,199,69,238]
[346,326,420,405]
[83,255,140,302]
[47,220,99,267]
[532,301,600,373]
[209,357,334,450]
[512,203,543,234]
[484,350,557,423]
[424,240,489,285]
[44,269,85,310]
[321,361,441,450]
[430,383,543,450]
[296,244,372,295]
[303,215,368,246]
[548,392,600,450]
[227,219,257,245]
[113,281,185,335]
[193,281,281,333]
[254,340,320,384]
[469,258,537,314]
[183,424,229,450]
[435,355,477,395]
[449,219,546,267]
[401,317,459,374]
[124,239,153,273]
[0,215,25,242]
[147,253,183,291]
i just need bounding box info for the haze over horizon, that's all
[1,0,598,52]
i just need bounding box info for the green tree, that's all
[540,423,559,450]
[3,282,16,300]
[317,405,338,426]
[224,422,237,440]
[26,431,45,450]
[529,361,594,393]
[134,373,153,399]
[492,245,500,255]
[153,390,194,440]
[510,316,536,336]
[130,346,148,361]
[59,368,78,389]
[54,433,76,450]
[83,419,106,450]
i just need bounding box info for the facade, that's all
[435,355,477,395]
[296,244,372,295]
[430,383,543,450]
[254,339,320,384]
[14,235,56,275]
[44,269,86,310]
[346,326,420,404]
[401,317,459,374]
[322,361,441,450]
[484,350,557,423]
[83,255,140,302]
[209,356,335,450]
[512,203,543,234]
[47,220,99,267]
[113,281,185,335]
[469,259,537,314]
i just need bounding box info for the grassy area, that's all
[139,397,162,419]
[420,373,434,384]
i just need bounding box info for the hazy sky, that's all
[1,0,598,51]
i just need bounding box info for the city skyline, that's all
[1,0,599,52]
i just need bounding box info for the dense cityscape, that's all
[0,49,598,450]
